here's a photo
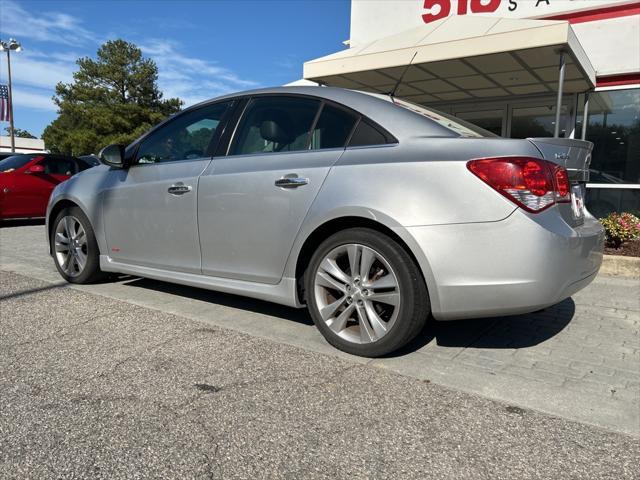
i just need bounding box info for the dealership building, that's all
[303,0,640,216]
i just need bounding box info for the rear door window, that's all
[42,156,76,175]
[309,104,358,150]
[230,96,321,155]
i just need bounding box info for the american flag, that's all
[0,85,10,122]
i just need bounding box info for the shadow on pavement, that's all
[390,297,576,357]
[0,219,45,228]
[0,281,68,301]
[121,277,314,326]
[120,276,576,357]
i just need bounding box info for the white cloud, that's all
[140,39,260,108]
[0,3,259,117]
[10,87,57,111]
[0,0,94,46]
[8,50,76,89]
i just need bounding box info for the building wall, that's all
[350,0,639,77]
[0,135,46,154]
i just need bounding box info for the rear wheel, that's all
[51,206,104,284]
[305,228,429,357]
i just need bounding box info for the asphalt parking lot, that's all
[1,221,639,478]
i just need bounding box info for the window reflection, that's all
[580,89,640,185]
[510,104,568,139]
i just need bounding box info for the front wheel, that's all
[51,206,105,284]
[305,228,430,357]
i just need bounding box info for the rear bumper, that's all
[407,207,605,320]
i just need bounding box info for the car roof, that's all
[186,86,457,140]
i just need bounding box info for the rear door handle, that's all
[275,176,309,189]
[167,183,192,195]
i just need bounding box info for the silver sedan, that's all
[46,87,604,357]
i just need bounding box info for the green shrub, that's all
[600,212,640,248]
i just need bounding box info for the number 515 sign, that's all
[422,0,555,23]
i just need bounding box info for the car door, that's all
[198,96,358,284]
[14,155,75,217]
[101,101,233,273]
[0,154,44,218]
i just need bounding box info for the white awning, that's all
[303,16,596,104]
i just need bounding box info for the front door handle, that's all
[275,176,309,189]
[167,183,192,195]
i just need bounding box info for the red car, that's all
[0,153,95,220]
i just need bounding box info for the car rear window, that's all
[0,154,40,173]
[391,98,496,138]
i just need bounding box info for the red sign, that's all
[422,0,504,23]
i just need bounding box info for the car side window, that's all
[230,96,320,155]
[136,101,231,164]
[348,119,391,147]
[309,104,358,150]
[42,157,76,176]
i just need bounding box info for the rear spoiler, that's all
[527,138,593,182]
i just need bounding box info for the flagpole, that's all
[6,47,14,153]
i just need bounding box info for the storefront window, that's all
[510,104,568,139]
[455,109,504,136]
[580,88,640,185]
[586,188,640,218]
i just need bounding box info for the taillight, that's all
[467,157,571,213]
[553,165,570,203]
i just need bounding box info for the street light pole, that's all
[0,38,22,153]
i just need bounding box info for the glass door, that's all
[509,102,570,138]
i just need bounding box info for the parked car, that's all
[46,87,604,357]
[0,153,95,220]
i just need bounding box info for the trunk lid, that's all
[527,138,592,182]
[527,137,593,226]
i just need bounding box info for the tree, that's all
[4,127,36,139]
[43,39,182,155]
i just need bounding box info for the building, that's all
[303,0,640,216]
[0,135,46,154]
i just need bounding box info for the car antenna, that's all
[389,51,418,99]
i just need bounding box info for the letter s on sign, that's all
[422,0,451,23]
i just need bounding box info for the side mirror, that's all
[99,144,127,168]
[26,164,45,174]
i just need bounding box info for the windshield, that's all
[391,98,497,138]
[0,154,39,173]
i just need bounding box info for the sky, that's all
[0,0,351,137]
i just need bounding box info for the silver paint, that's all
[46,86,604,320]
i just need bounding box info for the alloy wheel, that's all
[313,243,401,344]
[54,215,88,277]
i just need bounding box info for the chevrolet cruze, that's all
[46,87,604,357]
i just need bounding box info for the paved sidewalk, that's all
[1,271,639,479]
[1,222,639,436]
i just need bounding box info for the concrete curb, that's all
[600,254,640,279]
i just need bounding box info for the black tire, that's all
[51,206,105,284]
[305,227,430,357]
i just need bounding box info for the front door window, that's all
[135,101,231,164]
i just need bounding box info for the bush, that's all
[600,212,640,248]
